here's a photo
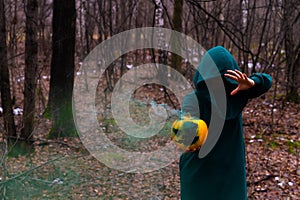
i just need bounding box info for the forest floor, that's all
[0,85,299,200]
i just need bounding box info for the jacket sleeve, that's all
[182,92,200,118]
[248,73,272,99]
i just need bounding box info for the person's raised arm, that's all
[224,69,272,98]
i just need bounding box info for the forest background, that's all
[0,0,299,199]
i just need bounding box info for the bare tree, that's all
[0,0,17,139]
[38,0,52,66]
[171,0,183,73]
[48,0,76,138]
[283,0,300,102]
[21,0,38,142]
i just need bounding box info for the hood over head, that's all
[193,46,248,120]
[193,46,240,87]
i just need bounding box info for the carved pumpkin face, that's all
[171,114,208,151]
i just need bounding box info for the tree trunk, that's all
[283,0,300,103]
[48,0,77,138]
[21,0,38,142]
[153,0,168,84]
[84,1,91,54]
[0,0,16,139]
[171,0,183,74]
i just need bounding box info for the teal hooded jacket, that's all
[180,46,272,200]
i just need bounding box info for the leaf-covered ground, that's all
[0,88,299,199]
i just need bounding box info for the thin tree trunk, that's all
[0,0,16,139]
[171,0,183,74]
[21,0,38,142]
[84,1,90,54]
[283,0,300,102]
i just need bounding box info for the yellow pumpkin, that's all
[170,113,208,151]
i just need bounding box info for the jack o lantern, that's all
[171,113,208,151]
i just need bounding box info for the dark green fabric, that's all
[180,46,272,200]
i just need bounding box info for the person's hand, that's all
[224,70,255,95]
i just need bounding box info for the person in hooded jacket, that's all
[179,46,272,200]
